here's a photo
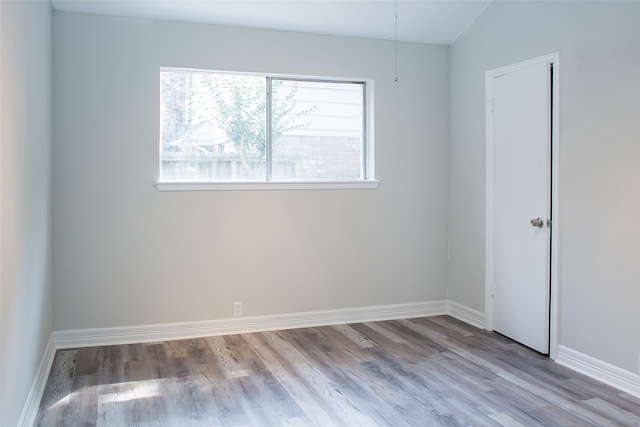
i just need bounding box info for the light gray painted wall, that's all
[0,1,53,425]
[52,12,449,330]
[448,1,640,372]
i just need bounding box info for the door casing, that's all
[485,53,560,359]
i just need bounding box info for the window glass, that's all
[160,69,369,184]
[271,80,364,181]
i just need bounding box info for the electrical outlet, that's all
[233,302,243,317]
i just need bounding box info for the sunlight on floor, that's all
[97,379,161,404]
[49,379,162,409]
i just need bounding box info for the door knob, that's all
[530,217,544,228]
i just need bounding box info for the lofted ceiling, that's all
[51,0,493,45]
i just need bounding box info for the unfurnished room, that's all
[1,0,639,425]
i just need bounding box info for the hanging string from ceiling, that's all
[394,0,398,82]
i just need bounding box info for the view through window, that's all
[159,69,370,183]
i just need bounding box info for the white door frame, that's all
[485,52,560,359]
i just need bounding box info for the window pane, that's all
[271,80,364,181]
[160,70,266,182]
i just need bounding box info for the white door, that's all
[486,59,553,354]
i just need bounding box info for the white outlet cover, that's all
[233,302,243,317]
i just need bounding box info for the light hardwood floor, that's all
[36,316,640,426]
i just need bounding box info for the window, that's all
[158,68,377,190]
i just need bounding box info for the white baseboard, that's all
[556,345,640,399]
[17,336,56,427]
[53,300,449,349]
[31,303,640,425]
[446,300,485,329]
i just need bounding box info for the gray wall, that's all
[448,1,640,372]
[0,1,53,425]
[52,12,449,330]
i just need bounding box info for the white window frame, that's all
[156,68,378,191]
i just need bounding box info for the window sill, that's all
[155,180,380,191]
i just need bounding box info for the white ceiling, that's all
[51,0,493,45]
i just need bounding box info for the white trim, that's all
[156,180,380,192]
[158,69,376,189]
[446,301,485,329]
[53,301,447,349]
[484,52,560,358]
[25,307,640,426]
[159,67,370,87]
[556,345,640,399]
[31,305,640,420]
[17,336,56,427]
[485,68,495,331]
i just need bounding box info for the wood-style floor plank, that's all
[35,316,640,426]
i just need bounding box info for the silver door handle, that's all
[530,217,544,228]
